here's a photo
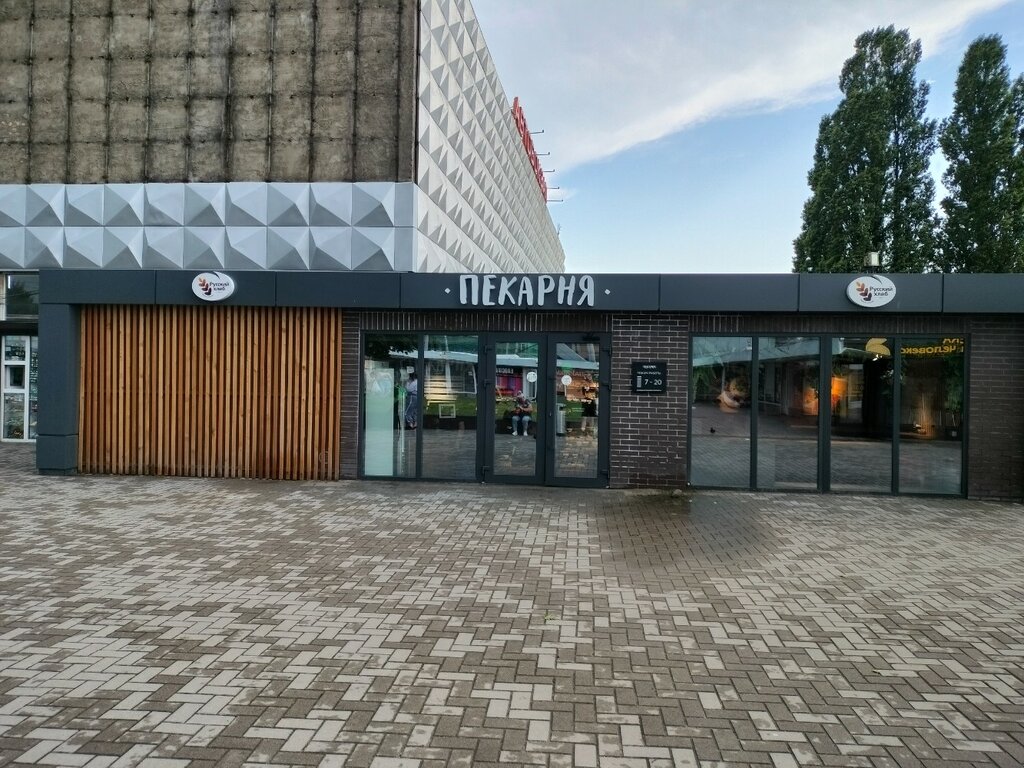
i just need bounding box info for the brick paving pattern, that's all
[1,443,1023,767]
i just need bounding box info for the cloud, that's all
[471,0,1012,173]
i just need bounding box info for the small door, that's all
[485,337,546,484]
[549,337,605,484]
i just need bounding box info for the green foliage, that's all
[937,35,1024,272]
[794,27,937,273]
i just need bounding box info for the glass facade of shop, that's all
[1,272,40,442]
[361,332,608,486]
[690,334,965,495]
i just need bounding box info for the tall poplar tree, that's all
[938,35,1024,272]
[794,27,937,273]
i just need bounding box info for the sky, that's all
[470,0,1024,274]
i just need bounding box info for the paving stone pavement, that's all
[1,443,1023,768]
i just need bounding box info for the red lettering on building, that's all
[512,97,547,202]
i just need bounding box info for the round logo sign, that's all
[192,272,236,302]
[560,374,573,386]
[526,371,538,383]
[846,275,896,308]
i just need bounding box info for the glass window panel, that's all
[553,342,600,479]
[493,341,540,477]
[5,274,39,318]
[690,336,752,488]
[757,337,819,490]
[899,337,964,495]
[3,392,25,440]
[362,333,418,478]
[4,336,26,361]
[830,337,893,493]
[6,365,25,389]
[420,335,479,480]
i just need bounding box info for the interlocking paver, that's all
[1,442,1023,766]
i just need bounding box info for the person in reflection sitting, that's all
[511,391,533,436]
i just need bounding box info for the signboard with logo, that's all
[631,361,667,393]
[192,272,236,302]
[847,275,896,308]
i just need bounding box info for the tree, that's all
[937,35,1024,272]
[794,27,937,273]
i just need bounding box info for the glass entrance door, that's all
[484,334,609,487]
[551,339,603,482]
[488,338,545,483]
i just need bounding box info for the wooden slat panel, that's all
[78,305,342,480]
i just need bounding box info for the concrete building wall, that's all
[0,0,417,184]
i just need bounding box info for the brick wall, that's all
[965,315,1024,500]
[609,314,689,489]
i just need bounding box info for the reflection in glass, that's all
[4,336,26,361]
[362,333,418,478]
[420,335,479,480]
[690,337,752,487]
[28,337,38,440]
[5,274,39,318]
[6,365,25,389]
[3,393,25,440]
[553,342,600,479]
[493,341,540,477]
[830,337,893,492]
[899,337,964,494]
[757,337,819,490]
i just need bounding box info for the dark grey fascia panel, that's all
[799,273,943,313]
[155,270,276,306]
[36,303,79,436]
[942,274,1024,313]
[40,269,156,304]
[400,273,660,311]
[276,272,400,308]
[660,274,799,312]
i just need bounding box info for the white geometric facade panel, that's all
[64,227,106,268]
[351,184,396,228]
[25,228,64,268]
[226,228,268,270]
[184,184,226,227]
[26,185,65,227]
[65,185,104,226]
[267,228,310,270]
[104,185,145,227]
[309,184,352,227]
[183,227,226,269]
[104,228,144,268]
[0,228,25,268]
[267,184,310,227]
[351,228,395,271]
[310,228,352,270]
[416,0,563,273]
[226,182,268,227]
[0,186,25,227]
[0,183,425,272]
[143,227,185,269]
[145,184,185,226]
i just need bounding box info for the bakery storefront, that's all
[35,270,1024,498]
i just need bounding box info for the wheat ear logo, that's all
[192,272,236,302]
[846,275,896,308]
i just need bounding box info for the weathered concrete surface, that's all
[1,441,1023,766]
[0,0,417,183]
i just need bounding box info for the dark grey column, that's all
[36,303,80,475]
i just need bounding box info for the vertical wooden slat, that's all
[79,305,343,480]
